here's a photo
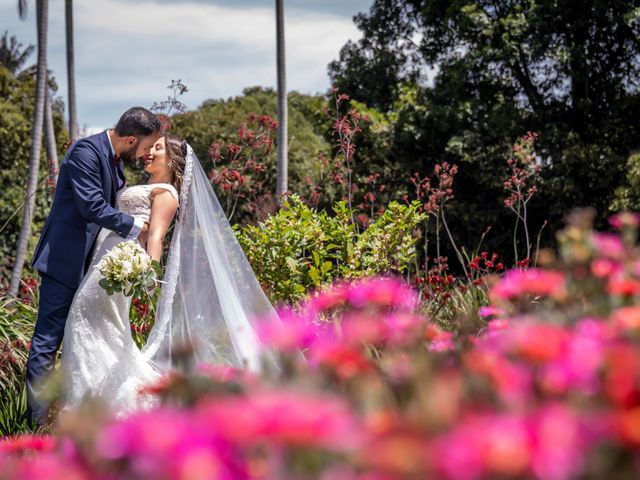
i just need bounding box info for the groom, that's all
[26,107,161,427]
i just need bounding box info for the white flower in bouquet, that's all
[96,241,162,298]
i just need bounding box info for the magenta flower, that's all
[529,404,588,480]
[490,268,566,302]
[2,453,89,480]
[196,389,364,452]
[611,305,640,333]
[257,307,317,353]
[433,414,530,480]
[592,233,626,259]
[479,305,505,318]
[537,320,608,396]
[487,318,510,333]
[0,435,56,456]
[590,258,623,278]
[346,277,418,311]
[428,330,455,352]
[306,283,350,315]
[95,408,247,479]
[195,363,257,385]
[609,212,640,230]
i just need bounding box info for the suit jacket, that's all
[32,131,135,288]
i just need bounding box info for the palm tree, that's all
[44,87,59,184]
[65,0,78,139]
[9,0,49,296]
[0,31,34,75]
[275,0,288,202]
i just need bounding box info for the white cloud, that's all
[0,0,365,129]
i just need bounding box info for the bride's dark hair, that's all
[164,134,188,194]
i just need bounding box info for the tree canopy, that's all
[329,0,640,258]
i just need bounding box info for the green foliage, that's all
[0,295,37,435]
[0,387,28,436]
[236,195,426,303]
[0,56,68,284]
[610,153,640,212]
[167,87,332,215]
[329,0,640,261]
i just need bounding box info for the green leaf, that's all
[309,265,320,286]
[285,256,299,273]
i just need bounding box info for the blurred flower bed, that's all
[2,211,640,479]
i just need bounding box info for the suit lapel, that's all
[99,131,119,202]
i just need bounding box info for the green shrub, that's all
[236,195,426,303]
[0,295,36,435]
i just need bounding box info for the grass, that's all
[0,294,37,436]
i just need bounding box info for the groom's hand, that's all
[137,221,150,246]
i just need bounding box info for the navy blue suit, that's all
[26,131,135,425]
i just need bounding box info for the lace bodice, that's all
[116,183,179,222]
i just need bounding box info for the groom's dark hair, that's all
[114,107,161,138]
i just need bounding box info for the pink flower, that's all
[257,307,317,353]
[607,277,640,296]
[0,435,56,456]
[346,277,418,311]
[433,414,530,480]
[424,323,456,352]
[3,454,89,480]
[428,330,455,352]
[592,233,625,259]
[615,406,640,447]
[609,212,640,230]
[487,319,510,333]
[509,322,569,363]
[195,363,257,385]
[197,390,364,451]
[490,268,566,302]
[530,404,587,480]
[306,283,350,315]
[479,306,505,318]
[590,258,623,278]
[611,305,640,332]
[308,342,377,380]
[95,408,247,479]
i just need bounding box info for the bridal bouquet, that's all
[96,241,161,298]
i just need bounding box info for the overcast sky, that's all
[1,0,372,130]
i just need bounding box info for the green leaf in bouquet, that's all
[144,275,155,289]
[151,259,163,278]
[98,278,110,291]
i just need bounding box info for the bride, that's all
[60,135,279,416]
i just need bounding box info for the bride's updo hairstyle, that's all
[164,134,188,194]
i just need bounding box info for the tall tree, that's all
[44,86,59,184]
[275,0,288,200]
[65,0,78,139]
[0,30,34,75]
[9,0,49,296]
[329,0,640,258]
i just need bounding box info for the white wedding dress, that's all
[60,146,280,419]
[60,183,178,417]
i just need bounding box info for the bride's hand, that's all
[137,221,150,246]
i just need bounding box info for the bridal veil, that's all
[141,146,280,374]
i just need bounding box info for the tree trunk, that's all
[275,0,288,203]
[9,0,48,296]
[65,0,78,139]
[44,86,59,184]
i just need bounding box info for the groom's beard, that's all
[120,141,139,163]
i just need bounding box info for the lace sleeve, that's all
[150,184,179,202]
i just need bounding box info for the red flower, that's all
[0,435,56,455]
